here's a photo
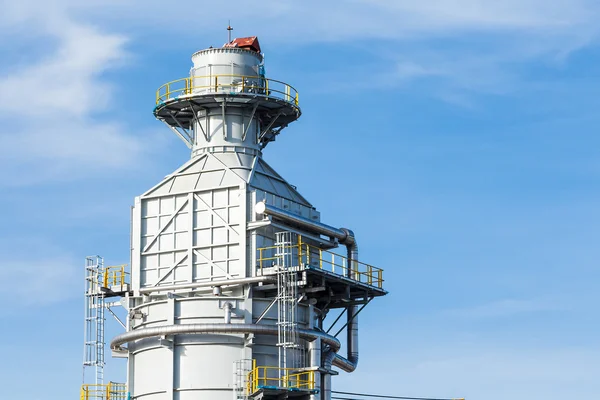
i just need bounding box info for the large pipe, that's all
[139,276,276,294]
[333,235,359,373]
[110,323,341,353]
[309,338,322,400]
[322,350,337,400]
[255,202,350,243]
[255,202,360,374]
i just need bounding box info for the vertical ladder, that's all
[83,256,106,386]
[275,232,303,377]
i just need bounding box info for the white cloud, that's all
[70,0,599,41]
[6,0,597,46]
[0,2,155,186]
[0,120,151,185]
[407,348,600,399]
[0,24,127,118]
[338,343,600,400]
[444,298,563,318]
[0,254,80,306]
[0,0,598,184]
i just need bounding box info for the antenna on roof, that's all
[227,21,233,43]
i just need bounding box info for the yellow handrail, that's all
[81,383,127,400]
[257,238,384,288]
[246,364,315,395]
[101,264,129,288]
[155,74,299,107]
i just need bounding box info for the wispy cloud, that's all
[338,340,600,400]
[0,3,155,186]
[0,253,80,306]
[0,23,126,117]
[2,0,599,113]
[444,298,563,319]
[72,0,599,42]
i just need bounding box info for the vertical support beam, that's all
[222,100,227,139]
[166,298,175,400]
[188,192,195,284]
[297,235,303,267]
[125,297,133,400]
[239,184,248,279]
[131,197,142,295]
[242,102,259,142]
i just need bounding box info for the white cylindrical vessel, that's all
[189,48,265,156]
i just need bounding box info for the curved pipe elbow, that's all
[253,203,362,374]
[332,354,358,373]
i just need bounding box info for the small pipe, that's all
[223,302,233,324]
[139,276,275,294]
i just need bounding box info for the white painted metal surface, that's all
[113,37,386,400]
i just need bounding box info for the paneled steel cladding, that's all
[102,36,387,400]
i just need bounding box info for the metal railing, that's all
[102,264,128,288]
[257,236,384,288]
[80,383,128,400]
[247,363,315,394]
[87,264,129,291]
[155,74,299,107]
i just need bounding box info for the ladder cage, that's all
[234,359,254,400]
[84,256,106,385]
[275,231,306,376]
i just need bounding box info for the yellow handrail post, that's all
[215,76,218,92]
[242,76,245,92]
[252,360,257,393]
[331,252,335,273]
[305,244,310,265]
[319,249,323,269]
[297,235,303,266]
[107,382,112,400]
[265,79,269,96]
[295,92,299,106]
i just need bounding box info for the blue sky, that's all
[1,1,600,399]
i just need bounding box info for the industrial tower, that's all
[81,35,387,400]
